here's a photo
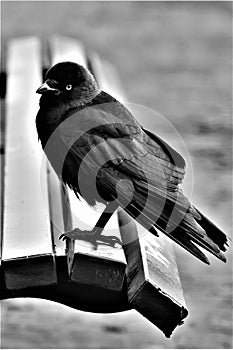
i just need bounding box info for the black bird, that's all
[36,61,228,263]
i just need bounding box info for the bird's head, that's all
[36,61,100,105]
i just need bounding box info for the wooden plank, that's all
[89,53,127,103]
[47,163,66,256]
[50,36,86,68]
[49,36,126,291]
[118,210,188,337]
[0,40,7,290]
[92,52,188,337]
[2,37,57,289]
[40,38,66,257]
[0,40,7,265]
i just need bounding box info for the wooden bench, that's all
[0,36,188,337]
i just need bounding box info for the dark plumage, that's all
[36,61,228,264]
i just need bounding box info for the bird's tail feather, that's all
[193,207,229,251]
[102,170,228,264]
[170,218,227,263]
[120,179,228,264]
[124,202,211,264]
[126,201,227,264]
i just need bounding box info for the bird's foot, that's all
[59,228,122,249]
[60,228,98,241]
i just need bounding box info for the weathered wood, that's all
[0,36,188,335]
[0,253,130,314]
[0,40,7,294]
[92,49,188,337]
[89,52,127,103]
[48,36,126,291]
[118,210,188,337]
[41,38,66,258]
[50,36,86,68]
[2,37,57,289]
[47,164,66,256]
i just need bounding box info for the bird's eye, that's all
[66,84,72,91]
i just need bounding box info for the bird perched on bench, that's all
[36,61,229,264]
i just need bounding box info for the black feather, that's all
[36,62,229,264]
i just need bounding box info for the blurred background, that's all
[1,1,232,348]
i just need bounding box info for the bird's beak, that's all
[36,82,61,95]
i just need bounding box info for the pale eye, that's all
[66,84,72,91]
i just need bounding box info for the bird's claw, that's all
[100,235,122,248]
[59,229,122,248]
[59,233,70,241]
[59,228,92,241]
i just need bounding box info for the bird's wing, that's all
[58,100,185,192]
[58,102,227,264]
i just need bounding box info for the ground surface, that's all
[1,2,232,349]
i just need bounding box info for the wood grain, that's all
[118,210,188,337]
[49,36,126,292]
[2,37,57,289]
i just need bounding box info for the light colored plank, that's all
[89,53,127,103]
[50,36,86,68]
[94,52,188,336]
[2,37,56,289]
[118,210,188,337]
[49,36,126,290]
[40,38,66,257]
[0,40,7,265]
[47,163,66,256]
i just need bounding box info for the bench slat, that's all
[2,37,57,289]
[119,211,188,337]
[0,35,188,334]
[49,36,126,291]
[93,52,188,337]
[50,36,86,68]
[41,38,67,257]
[89,53,127,103]
[47,163,66,256]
